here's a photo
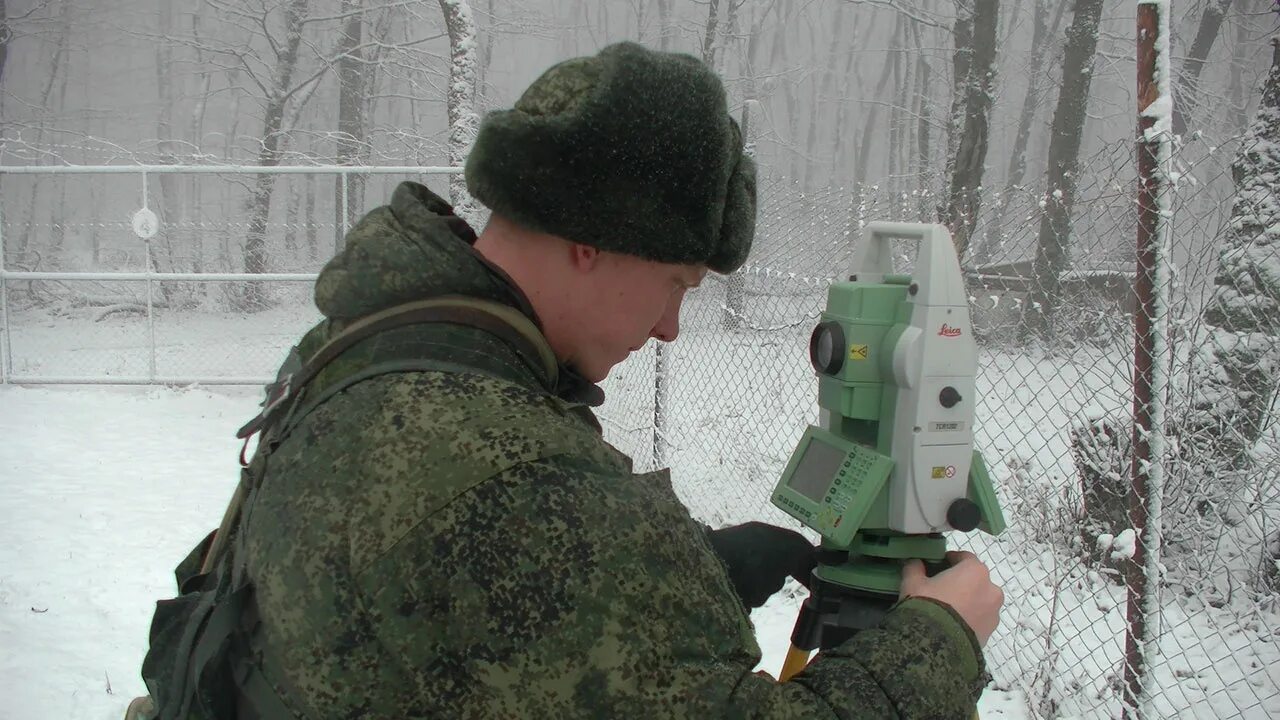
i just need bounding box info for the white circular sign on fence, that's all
[131,207,159,239]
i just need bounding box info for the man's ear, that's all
[569,242,600,271]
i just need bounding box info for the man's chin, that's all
[567,359,610,385]
[572,349,632,384]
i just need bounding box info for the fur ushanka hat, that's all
[464,42,756,274]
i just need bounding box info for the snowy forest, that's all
[3,1,1280,719]
[0,1,1271,279]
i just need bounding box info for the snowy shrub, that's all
[1069,415,1132,580]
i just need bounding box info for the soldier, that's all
[134,42,1002,719]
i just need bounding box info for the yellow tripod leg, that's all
[779,644,812,682]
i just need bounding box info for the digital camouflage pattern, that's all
[232,181,988,718]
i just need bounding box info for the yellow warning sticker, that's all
[849,344,869,361]
[931,466,947,479]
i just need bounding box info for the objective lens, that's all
[809,321,845,375]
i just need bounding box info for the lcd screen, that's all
[789,437,846,503]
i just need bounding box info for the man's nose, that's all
[651,303,681,343]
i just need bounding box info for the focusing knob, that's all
[939,386,962,408]
[947,499,982,532]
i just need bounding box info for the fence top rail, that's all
[4,376,274,386]
[0,271,319,282]
[0,165,463,175]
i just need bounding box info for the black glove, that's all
[706,521,818,609]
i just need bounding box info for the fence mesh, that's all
[2,134,1278,717]
[600,133,1279,719]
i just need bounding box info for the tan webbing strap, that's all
[236,296,558,441]
[306,296,557,387]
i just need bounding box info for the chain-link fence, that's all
[600,126,1275,718]
[0,166,461,383]
[586,118,1273,717]
[2,128,1278,717]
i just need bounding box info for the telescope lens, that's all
[809,321,845,375]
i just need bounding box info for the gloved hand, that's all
[706,521,817,609]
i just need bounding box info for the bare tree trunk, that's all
[723,0,741,67]
[0,0,9,95]
[1006,1,1060,179]
[188,14,210,275]
[50,48,69,259]
[0,0,8,262]
[285,183,299,253]
[334,0,367,237]
[630,0,648,44]
[804,5,846,190]
[721,100,756,332]
[306,173,319,260]
[1026,0,1105,339]
[1228,19,1249,132]
[768,16,802,179]
[154,0,183,283]
[977,0,1065,266]
[912,19,934,215]
[835,17,879,182]
[832,24,862,183]
[13,1,70,263]
[1171,0,1233,138]
[657,0,673,50]
[359,13,391,181]
[701,0,721,67]
[889,30,909,201]
[221,65,243,275]
[856,14,903,187]
[241,0,309,310]
[938,0,1000,258]
[438,0,481,226]
[941,2,975,187]
[90,178,102,266]
[477,0,496,104]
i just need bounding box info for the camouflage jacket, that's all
[237,181,988,719]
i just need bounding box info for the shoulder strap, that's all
[236,296,558,442]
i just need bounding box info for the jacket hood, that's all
[311,181,604,407]
[315,181,517,320]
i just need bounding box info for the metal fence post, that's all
[652,343,668,470]
[143,171,158,382]
[0,190,9,385]
[340,171,351,254]
[1126,3,1171,718]
[145,241,157,382]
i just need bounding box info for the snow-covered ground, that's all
[0,384,1034,719]
[2,299,1279,719]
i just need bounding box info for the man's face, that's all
[568,252,707,383]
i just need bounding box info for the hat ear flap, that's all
[707,117,755,274]
[710,148,757,274]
